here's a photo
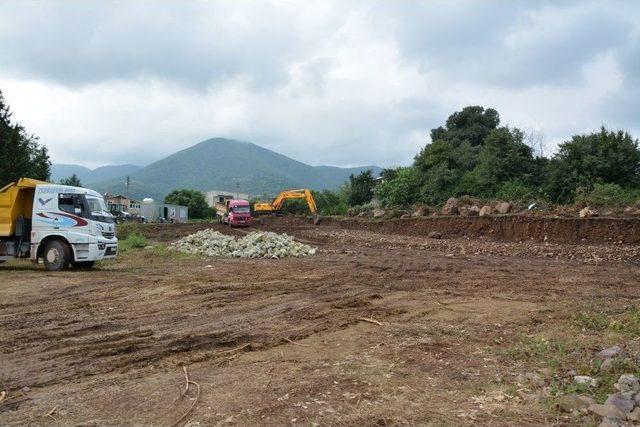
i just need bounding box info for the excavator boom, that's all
[253,189,320,224]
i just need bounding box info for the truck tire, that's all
[72,261,95,269]
[43,240,71,271]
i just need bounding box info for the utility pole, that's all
[125,176,130,197]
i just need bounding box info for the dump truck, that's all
[253,189,320,224]
[0,178,118,271]
[216,197,252,227]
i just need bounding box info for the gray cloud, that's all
[0,0,637,168]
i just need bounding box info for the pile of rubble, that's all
[169,229,317,258]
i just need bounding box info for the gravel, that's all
[169,229,317,259]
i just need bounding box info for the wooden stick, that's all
[44,406,58,425]
[171,378,200,427]
[283,337,310,347]
[358,317,383,326]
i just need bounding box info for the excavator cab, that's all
[253,189,321,225]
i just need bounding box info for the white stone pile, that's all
[169,229,317,259]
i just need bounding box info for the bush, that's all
[574,183,640,207]
[125,232,148,248]
[496,179,545,202]
[375,166,421,207]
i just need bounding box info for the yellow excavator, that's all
[253,189,321,224]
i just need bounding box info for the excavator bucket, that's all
[312,213,321,225]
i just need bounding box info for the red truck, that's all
[215,197,252,227]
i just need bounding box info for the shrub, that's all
[496,179,545,202]
[574,183,640,207]
[125,232,148,248]
[374,166,421,207]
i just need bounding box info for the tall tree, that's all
[347,169,376,206]
[164,189,211,219]
[0,89,51,185]
[60,173,83,187]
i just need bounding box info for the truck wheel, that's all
[43,240,71,271]
[72,261,95,269]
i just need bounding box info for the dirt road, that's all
[1,218,639,425]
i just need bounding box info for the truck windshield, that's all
[86,196,109,214]
[85,196,114,223]
[232,206,250,213]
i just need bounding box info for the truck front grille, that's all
[102,231,115,239]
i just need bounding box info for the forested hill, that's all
[91,138,382,200]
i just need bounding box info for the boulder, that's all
[600,358,615,373]
[383,209,398,219]
[605,393,635,413]
[615,374,640,393]
[597,345,622,360]
[557,394,596,413]
[623,207,640,217]
[427,231,442,239]
[479,205,492,217]
[412,206,428,217]
[627,407,640,422]
[372,208,386,219]
[494,202,512,214]
[574,375,599,387]
[580,207,599,218]
[467,206,480,216]
[442,198,459,215]
[400,214,410,219]
[588,404,626,419]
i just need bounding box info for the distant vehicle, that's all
[110,208,145,224]
[0,178,118,271]
[216,197,252,227]
[253,189,320,224]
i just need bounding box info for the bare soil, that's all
[1,217,639,426]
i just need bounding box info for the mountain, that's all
[91,138,382,201]
[51,164,142,185]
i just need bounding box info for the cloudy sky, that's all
[0,0,638,169]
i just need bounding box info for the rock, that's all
[427,231,442,239]
[598,346,623,360]
[372,209,385,219]
[557,394,595,412]
[589,403,626,419]
[346,208,357,217]
[623,207,640,217]
[605,393,635,413]
[600,358,615,373]
[627,407,640,422]
[516,372,545,387]
[599,417,629,427]
[400,214,410,219]
[494,202,512,214]
[459,206,480,217]
[169,230,317,259]
[412,206,428,217]
[479,205,492,217]
[580,207,599,218]
[574,375,599,387]
[384,209,399,219]
[615,374,640,393]
[442,198,459,215]
[21,386,30,393]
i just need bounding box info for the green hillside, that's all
[92,138,381,200]
[51,164,142,184]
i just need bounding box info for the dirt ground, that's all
[1,217,639,426]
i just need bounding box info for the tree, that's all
[0,89,51,185]
[60,174,82,187]
[347,169,376,206]
[374,166,421,206]
[545,127,640,202]
[164,189,211,219]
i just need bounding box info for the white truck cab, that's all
[0,178,118,271]
[31,184,118,269]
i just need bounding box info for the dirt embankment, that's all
[316,215,640,244]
